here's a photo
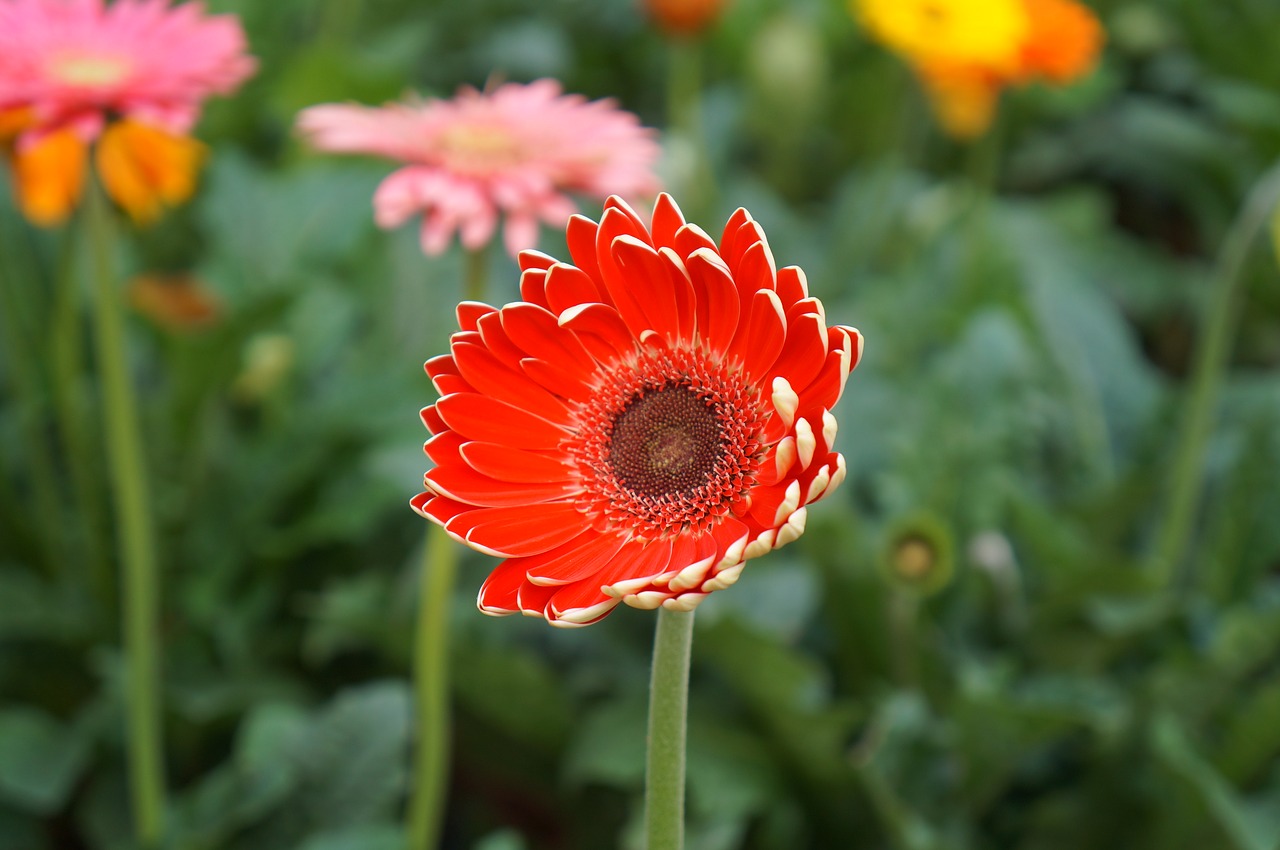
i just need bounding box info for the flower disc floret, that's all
[411,194,863,628]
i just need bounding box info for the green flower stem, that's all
[50,231,112,602]
[0,220,66,576]
[1151,160,1280,590]
[85,182,167,847]
[666,37,714,219]
[406,247,486,850]
[407,524,457,850]
[645,608,695,850]
[888,588,920,690]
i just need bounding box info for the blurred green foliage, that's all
[2,0,1280,848]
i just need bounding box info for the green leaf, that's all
[1153,713,1280,850]
[294,823,405,850]
[0,709,91,814]
[453,644,573,755]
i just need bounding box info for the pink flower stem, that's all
[645,608,694,850]
[85,178,167,847]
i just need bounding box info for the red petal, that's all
[457,301,496,332]
[421,405,446,434]
[613,235,680,337]
[520,356,593,399]
[544,263,604,314]
[596,209,655,338]
[726,289,787,381]
[719,208,753,261]
[660,248,697,343]
[453,341,571,419]
[560,303,636,361]
[435,393,569,449]
[519,268,550,310]
[424,431,465,466]
[674,222,718,259]
[477,558,526,614]
[769,311,827,393]
[476,311,527,368]
[650,193,687,250]
[775,266,809,310]
[603,196,653,245]
[501,303,594,376]
[687,249,739,356]
[566,214,606,290]
[518,530,628,586]
[449,502,585,557]
[518,249,558,272]
[426,464,577,507]
[459,442,571,483]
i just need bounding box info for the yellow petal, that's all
[13,129,88,227]
[856,0,1028,74]
[95,120,206,225]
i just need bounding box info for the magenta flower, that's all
[297,80,663,257]
[0,0,256,142]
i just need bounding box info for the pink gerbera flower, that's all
[297,80,662,257]
[412,194,863,627]
[0,0,255,225]
[0,0,256,140]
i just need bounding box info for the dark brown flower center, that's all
[608,384,724,499]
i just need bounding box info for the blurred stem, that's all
[407,525,457,850]
[888,588,920,690]
[406,246,487,850]
[0,215,65,576]
[667,38,714,218]
[463,246,487,303]
[50,229,113,601]
[85,181,167,847]
[645,608,694,850]
[1150,160,1280,590]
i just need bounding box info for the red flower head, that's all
[412,194,863,627]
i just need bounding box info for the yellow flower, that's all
[96,120,206,226]
[855,0,1103,139]
[856,0,1029,73]
[13,129,88,226]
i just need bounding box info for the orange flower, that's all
[96,120,206,225]
[13,130,88,227]
[1017,0,1105,83]
[643,0,730,36]
[128,273,222,330]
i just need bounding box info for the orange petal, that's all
[917,60,1004,139]
[1018,0,1104,84]
[95,120,205,225]
[0,107,36,143]
[13,129,87,227]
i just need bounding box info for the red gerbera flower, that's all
[412,194,863,627]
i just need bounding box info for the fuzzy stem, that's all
[406,524,458,850]
[645,608,695,850]
[406,247,487,850]
[1150,161,1280,589]
[85,182,166,846]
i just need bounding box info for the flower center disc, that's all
[48,51,132,88]
[608,385,724,499]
